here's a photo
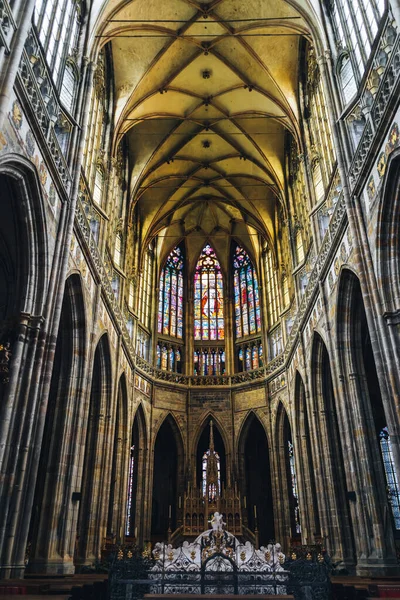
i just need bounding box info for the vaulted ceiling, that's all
[94,0,320,269]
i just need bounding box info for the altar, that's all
[109,425,331,599]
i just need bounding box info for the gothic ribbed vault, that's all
[91,0,320,269]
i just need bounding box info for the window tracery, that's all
[305,47,335,201]
[34,0,80,89]
[158,245,184,339]
[125,443,135,536]
[264,248,280,326]
[194,244,224,341]
[82,52,107,193]
[233,245,261,338]
[156,342,182,373]
[380,426,400,529]
[138,246,153,330]
[114,232,123,268]
[288,440,301,534]
[194,348,225,376]
[137,327,150,360]
[237,342,263,372]
[331,0,385,101]
[202,449,221,501]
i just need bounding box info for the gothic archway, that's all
[274,404,300,548]
[310,331,355,567]
[336,270,398,571]
[151,415,184,541]
[27,274,86,574]
[107,373,129,542]
[293,372,320,544]
[238,412,274,546]
[377,148,400,312]
[76,333,113,566]
[125,404,147,543]
[197,416,226,492]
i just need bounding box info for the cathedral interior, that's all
[1,0,400,591]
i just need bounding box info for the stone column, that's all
[0,0,36,129]
[318,50,400,575]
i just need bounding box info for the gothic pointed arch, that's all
[0,155,48,319]
[126,403,148,541]
[336,270,400,558]
[310,330,355,566]
[274,402,301,545]
[196,415,227,494]
[238,411,274,545]
[76,332,113,566]
[293,371,320,543]
[107,372,129,540]
[27,273,86,574]
[376,147,400,313]
[192,412,230,466]
[151,413,184,540]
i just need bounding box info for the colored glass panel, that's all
[233,245,261,339]
[158,246,184,339]
[193,244,224,341]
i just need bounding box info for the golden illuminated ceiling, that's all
[93,0,319,267]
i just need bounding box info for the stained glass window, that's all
[380,427,400,529]
[136,327,150,360]
[233,245,261,338]
[306,47,335,193]
[288,440,301,534]
[161,346,168,370]
[125,444,135,536]
[138,246,153,329]
[194,349,225,376]
[238,342,263,372]
[157,343,182,372]
[156,345,161,369]
[202,450,221,499]
[114,233,123,267]
[194,245,224,341]
[158,246,184,338]
[265,248,280,325]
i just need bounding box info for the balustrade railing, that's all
[348,16,400,191]
[75,198,135,357]
[74,188,347,386]
[16,28,72,190]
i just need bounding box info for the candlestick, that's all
[134,526,138,538]
[178,496,181,509]
[244,496,247,509]
[254,505,257,518]
[169,504,172,518]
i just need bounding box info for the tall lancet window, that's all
[380,427,400,530]
[194,244,224,341]
[202,421,221,502]
[233,245,261,338]
[288,440,301,534]
[125,444,136,536]
[158,245,184,339]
